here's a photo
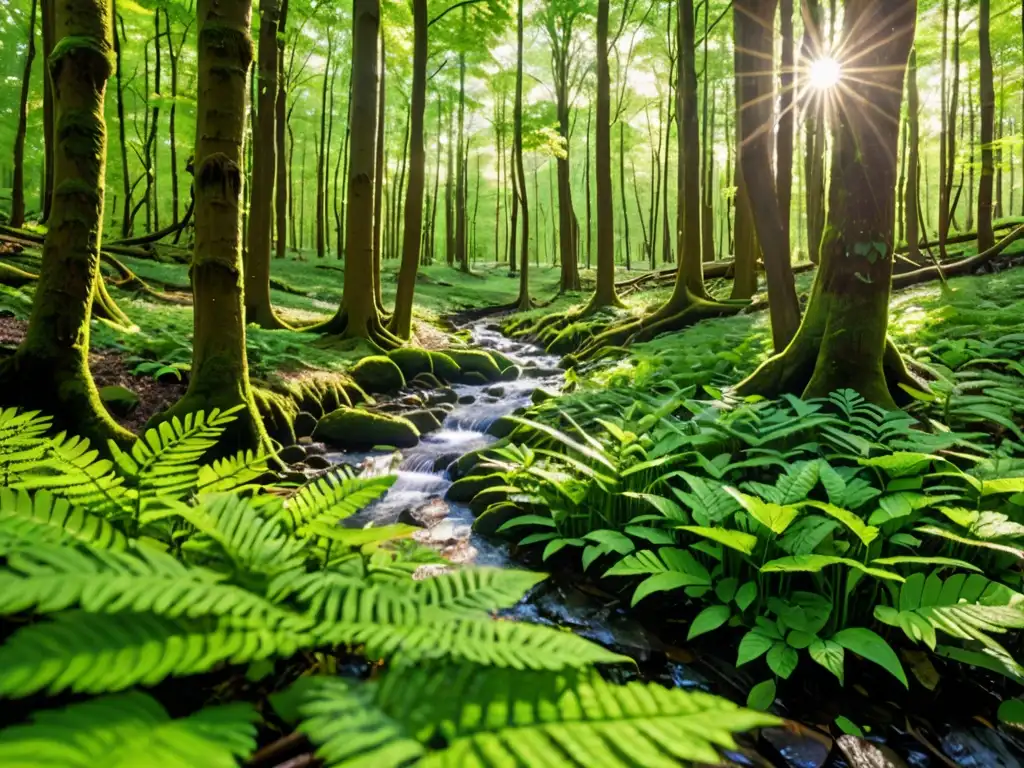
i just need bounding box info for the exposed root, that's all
[92,278,134,331]
[0,261,38,287]
[309,306,404,351]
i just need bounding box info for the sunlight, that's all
[808,57,842,90]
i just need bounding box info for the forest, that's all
[1,0,1024,763]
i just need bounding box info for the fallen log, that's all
[893,224,1024,290]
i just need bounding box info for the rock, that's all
[388,347,434,380]
[304,441,326,455]
[304,454,332,470]
[278,444,307,465]
[447,473,504,503]
[458,394,476,405]
[427,388,459,406]
[342,379,372,406]
[836,736,909,768]
[472,502,522,537]
[403,409,443,435]
[399,394,425,408]
[469,486,508,515]
[488,349,518,373]
[432,402,455,414]
[429,352,462,383]
[99,385,140,416]
[412,371,443,389]
[398,499,451,528]
[427,407,449,422]
[280,471,308,485]
[531,387,556,404]
[313,407,420,450]
[761,723,833,768]
[349,355,406,394]
[297,436,313,445]
[485,384,506,397]
[524,366,562,379]
[445,349,503,382]
[499,364,522,382]
[486,416,518,439]
[431,452,461,473]
[448,445,502,480]
[293,411,318,438]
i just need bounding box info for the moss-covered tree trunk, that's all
[735,0,800,351]
[315,34,333,260]
[274,0,288,259]
[513,0,530,310]
[41,0,55,223]
[776,0,794,255]
[978,0,995,251]
[372,41,387,314]
[455,24,469,273]
[0,0,133,446]
[801,0,825,264]
[244,0,287,329]
[905,48,921,263]
[10,0,37,229]
[586,0,622,311]
[389,0,426,340]
[549,12,582,293]
[161,0,267,451]
[737,0,918,408]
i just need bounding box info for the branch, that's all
[428,0,487,27]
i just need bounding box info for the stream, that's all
[321,319,1024,768]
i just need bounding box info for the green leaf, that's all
[802,501,879,547]
[735,581,758,611]
[761,555,904,582]
[687,604,731,641]
[809,638,845,684]
[747,679,776,711]
[998,699,1024,727]
[766,643,799,679]
[632,572,705,606]
[834,715,865,737]
[859,452,938,477]
[737,629,775,667]
[725,488,800,535]
[832,628,907,688]
[980,477,1024,496]
[677,525,758,555]
[621,492,689,521]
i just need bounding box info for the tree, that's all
[801,0,825,264]
[737,0,920,407]
[390,0,427,340]
[244,0,288,329]
[978,0,995,251]
[513,0,531,310]
[0,0,132,445]
[160,0,268,451]
[10,0,37,229]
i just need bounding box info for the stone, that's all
[762,723,832,768]
[469,486,508,515]
[403,409,443,435]
[428,352,462,383]
[486,416,518,439]
[412,371,444,389]
[297,436,313,445]
[499,364,522,382]
[99,385,140,417]
[836,736,909,768]
[524,366,562,379]
[444,349,503,382]
[349,355,406,394]
[487,349,518,373]
[293,411,318,438]
[531,387,556,405]
[472,502,522,537]
[399,394,425,408]
[427,388,459,406]
[388,347,435,380]
[278,444,307,465]
[431,453,461,473]
[312,407,420,450]
[485,384,506,397]
[427,407,449,422]
[458,394,476,405]
[447,473,504,503]
[398,498,451,528]
[432,402,455,414]
[304,441,326,455]
[304,454,332,470]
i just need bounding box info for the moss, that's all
[312,407,419,450]
[487,350,518,372]
[486,416,518,439]
[498,364,522,382]
[429,351,462,383]
[388,348,434,380]
[472,502,524,537]
[348,355,406,394]
[252,386,298,446]
[447,473,505,503]
[444,349,502,382]
[461,371,490,385]
[412,371,443,389]
[403,408,443,435]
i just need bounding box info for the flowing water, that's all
[321,319,1024,768]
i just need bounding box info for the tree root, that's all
[100,254,192,305]
[0,262,38,287]
[308,306,405,351]
[92,278,134,331]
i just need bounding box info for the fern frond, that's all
[281,469,397,533]
[196,449,269,494]
[0,407,52,479]
[407,567,545,613]
[0,488,127,550]
[0,611,316,696]
[0,692,257,768]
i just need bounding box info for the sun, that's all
[808,57,842,90]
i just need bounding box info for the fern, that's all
[274,665,780,767]
[0,692,257,768]
[281,468,397,533]
[0,488,127,550]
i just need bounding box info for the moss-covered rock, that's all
[472,502,523,537]
[388,348,434,380]
[312,407,419,450]
[531,387,556,405]
[461,371,490,386]
[429,352,461,383]
[469,486,509,516]
[99,385,139,416]
[427,388,459,406]
[403,408,443,435]
[488,349,518,373]
[444,349,503,382]
[449,442,505,480]
[447,472,505,503]
[349,356,406,394]
[412,371,443,389]
[498,364,522,382]
[486,416,519,439]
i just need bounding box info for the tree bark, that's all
[584,102,593,271]
[40,0,55,223]
[114,9,132,238]
[455,22,469,272]
[372,41,386,311]
[619,123,631,270]
[735,0,800,350]
[776,0,794,254]
[274,0,289,259]
[738,0,918,408]
[10,0,38,229]
[315,35,333,259]
[978,0,995,251]
[802,0,825,263]
[0,0,132,444]
[243,0,286,328]
[905,48,921,263]
[513,0,530,309]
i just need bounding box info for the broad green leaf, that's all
[802,501,879,547]
[677,525,757,555]
[746,679,776,711]
[737,629,775,667]
[761,555,904,582]
[725,488,800,535]
[809,639,845,684]
[766,643,799,679]
[632,572,703,606]
[832,628,907,688]
[620,492,688,521]
[915,525,1024,559]
[687,604,731,641]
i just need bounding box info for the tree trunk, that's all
[10,0,38,229]
[114,10,132,238]
[389,0,425,339]
[315,35,333,259]
[735,0,800,351]
[151,12,161,232]
[455,26,469,272]
[0,0,132,444]
[165,8,183,227]
[701,84,716,264]
[978,0,995,251]
[274,0,289,259]
[429,99,442,266]
[40,0,55,223]
[619,123,631,270]
[776,0,794,254]
[738,0,918,408]
[554,37,581,291]
[966,69,975,232]
[905,48,921,263]
[513,0,530,309]
[584,102,593,271]
[732,136,759,299]
[372,41,386,311]
[243,0,286,328]
[802,0,825,263]
[445,104,455,266]
[587,0,622,309]
[996,71,1005,220]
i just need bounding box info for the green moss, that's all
[472,502,524,537]
[444,349,502,382]
[403,409,443,435]
[488,350,518,372]
[499,364,522,382]
[388,348,434,380]
[447,473,505,503]
[429,352,462,383]
[412,371,443,388]
[312,407,419,450]
[253,386,299,446]
[349,355,406,394]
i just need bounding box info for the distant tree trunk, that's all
[732,115,759,300]
[738,0,918,407]
[978,0,995,251]
[619,123,631,270]
[996,71,1005,220]
[776,0,794,255]
[905,48,921,263]
[337,78,352,259]
[966,70,975,232]
[288,125,297,250]
[161,0,268,451]
[392,116,410,262]
[114,11,132,238]
[701,85,716,264]
[513,0,530,309]
[735,0,800,350]
[10,0,38,228]
[548,9,582,291]
[372,42,386,311]
[494,93,504,266]
[390,0,426,338]
[429,100,442,266]
[455,21,469,272]
[274,0,289,258]
[662,0,677,265]
[584,103,593,271]
[315,35,333,259]
[165,8,186,226]
[802,0,825,263]
[243,0,286,328]
[445,105,455,266]
[151,12,161,232]
[40,0,55,223]
[0,0,132,445]
[472,152,481,262]
[298,136,307,251]
[897,107,907,245]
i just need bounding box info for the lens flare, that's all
[808,57,842,90]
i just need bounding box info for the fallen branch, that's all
[892,224,1024,290]
[108,192,195,247]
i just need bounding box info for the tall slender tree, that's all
[978,0,995,250]
[10,0,38,228]
[513,0,531,310]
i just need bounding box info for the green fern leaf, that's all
[0,692,257,768]
[282,469,397,533]
[0,407,52,479]
[406,567,545,613]
[0,488,127,550]
[196,450,269,494]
